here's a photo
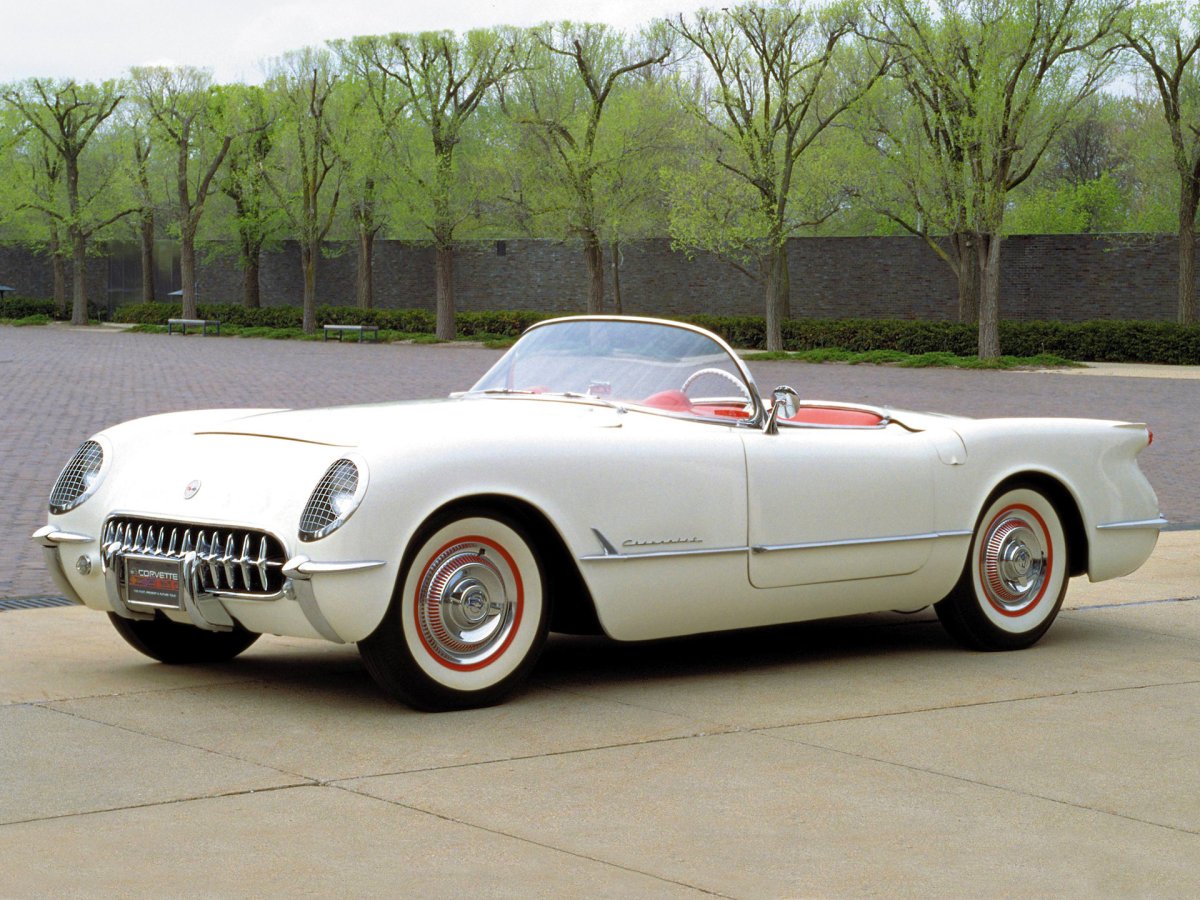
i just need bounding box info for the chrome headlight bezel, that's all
[298,455,369,542]
[48,437,111,515]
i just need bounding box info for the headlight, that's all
[299,457,368,541]
[49,439,107,514]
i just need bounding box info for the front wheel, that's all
[935,486,1069,651]
[108,612,260,663]
[358,510,549,711]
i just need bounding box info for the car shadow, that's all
[161,608,1070,710]
[535,610,950,687]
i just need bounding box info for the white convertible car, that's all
[34,316,1164,709]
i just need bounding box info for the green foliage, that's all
[686,314,1200,363]
[114,303,555,337]
[1006,173,1128,234]
[742,347,1079,368]
[0,297,57,318]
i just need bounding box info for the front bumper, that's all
[32,525,384,643]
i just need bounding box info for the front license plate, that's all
[123,554,183,609]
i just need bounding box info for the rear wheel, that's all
[935,485,1069,651]
[108,612,259,664]
[359,510,549,711]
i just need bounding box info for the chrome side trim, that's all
[1096,516,1169,531]
[580,545,749,562]
[751,530,973,554]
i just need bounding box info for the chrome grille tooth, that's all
[182,529,193,554]
[207,531,221,586]
[222,534,236,589]
[257,536,269,591]
[133,525,144,553]
[197,532,211,591]
[168,528,178,556]
[239,535,252,592]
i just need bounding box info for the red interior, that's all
[784,407,883,426]
[640,390,879,426]
[641,390,693,411]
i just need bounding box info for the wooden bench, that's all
[167,318,220,335]
[323,324,379,342]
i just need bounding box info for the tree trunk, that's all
[65,157,87,325]
[778,242,791,321]
[435,244,456,341]
[976,231,1002,360]
[70,227,88,326]
[179,227,198,320]
[242,251,261,309]
[47,221,67,317]
[300,239,317,334]
[583,231,604,314]
[356,226,375,310]
[951,232,979,323]
[610,240,623,315]
[764,246,790,352]
[1178,182,1198,325]
[139,211,156,303]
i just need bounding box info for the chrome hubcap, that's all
[417,541,516,666]
[982,515,1047,613]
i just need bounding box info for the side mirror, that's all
[763,386,799,434]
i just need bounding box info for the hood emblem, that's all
[184,479,202,500]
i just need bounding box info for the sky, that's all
[1,0,714,85]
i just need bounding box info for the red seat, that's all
[641,390,694,412]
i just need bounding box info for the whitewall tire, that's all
[359,510,549,710]
[936,486,1069,651]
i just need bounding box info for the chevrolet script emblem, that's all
[184,479,202,500]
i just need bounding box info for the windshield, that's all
[469,318,759,420]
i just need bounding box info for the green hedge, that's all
[683,315,1200,364]
[0,297,57,319]
[113,303,555,337]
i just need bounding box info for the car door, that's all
[742,420,938,589]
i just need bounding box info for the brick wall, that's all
[0,245,106,308]
[3,234,1194,322]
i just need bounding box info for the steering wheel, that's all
[681,367,751,400]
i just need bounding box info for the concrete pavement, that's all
[2,530,1198,896]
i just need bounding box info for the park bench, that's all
[323,324,379,342]
[167,317,220,336]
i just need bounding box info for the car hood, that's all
[193,395,630,448]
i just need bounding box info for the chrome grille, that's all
[299,459,359,540]
[103,516,286,596]
[50,440,104,513]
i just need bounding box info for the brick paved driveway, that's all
[2,324,1194,598]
